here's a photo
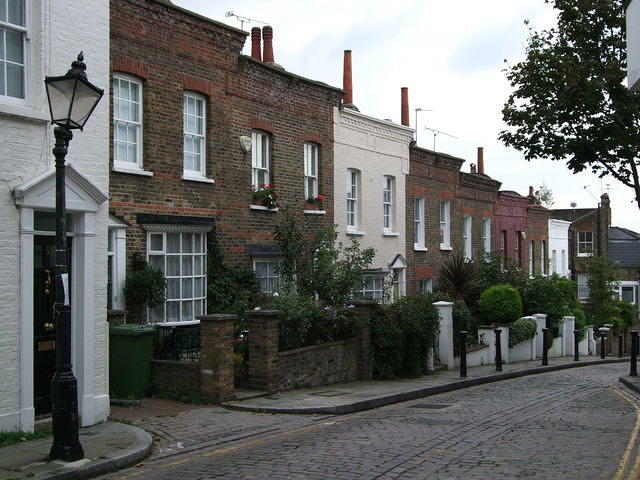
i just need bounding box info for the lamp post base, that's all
[49,370,84,461]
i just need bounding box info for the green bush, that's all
[123,262,166,309]
[479,252,528,293]
[508,317,537,348]
[521,275,577,338]
[432,292,473,334]
[370,295,439,379]
[573,308,588,341]
[616,301,636,327]
[477,285,522,325]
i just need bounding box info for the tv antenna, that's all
[414,108,433,145]
[225,11,268,30]
[424,127,457,151]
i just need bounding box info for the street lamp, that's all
[44,52,103,462]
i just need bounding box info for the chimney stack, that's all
[477,147,484,174]
[251,27,262,61]
[262,26,274,63]
[401,87,409,127]
[529,186,535,197]
[342,50,355,109]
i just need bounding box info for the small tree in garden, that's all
[437,254,481,307]
[124,262,166,310]
[577,254,620,327]
[521,274,577,335]
[272,212,308,285]
[477,285,523,325]
[478,252,528,293]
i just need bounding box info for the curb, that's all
[619,375,640,394]
[31,424,152,480]
[225,358,628,415]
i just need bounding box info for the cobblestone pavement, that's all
[99,364,638,480]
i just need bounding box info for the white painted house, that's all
[548,219,571,277]
[333,51,414,300]
[0,1,110,432]
[628,0,640,91]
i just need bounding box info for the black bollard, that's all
[494,328,503,372]
[631,330,638,377]
[573,329,579,362]
[542,327,549,366]
[459,331,468,378]
[600,331,607,359]
[619,334,624,358]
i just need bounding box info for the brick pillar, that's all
[198,314,236,402]
[350,300,376,381]
[247,309,281,393]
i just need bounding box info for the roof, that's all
[609,226,640,269]
[150,0,247,36]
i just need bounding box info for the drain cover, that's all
[408,403,452,409]
[311,390,349,397]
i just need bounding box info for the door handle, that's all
[44,269,51,295]
[44,322,55,331]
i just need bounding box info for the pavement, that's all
[0,422,151,480]
[224,355,629,414]
[0,354,630,480]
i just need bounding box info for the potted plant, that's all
[252,184,279,209]
[304,194,326,211]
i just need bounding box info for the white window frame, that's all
[347,169,359,230]
[439,200,451,250]
[541,240,547,275]
[304,142,318,200]
[113,73,144,170]
[463,215,472,260]
[147,231,207,323]
[252,130,270,189]
[359,275,385,301]
[614,282,638,305]
[577,273,589,301]
[253,257,283,294]
[420,278,433,294]
[577,231,594,256]
[383,176,394,233]
[107,223,127,311]
[0,0,27,101]
[561,250,567,276]
[391,267,406,300]
[528,241,535,276]
[183,92,206,178]
[551,249,557,275]
[413,196,426,250]
[482,218,491,253]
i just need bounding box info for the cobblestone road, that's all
[101,364,638,479]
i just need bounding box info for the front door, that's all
[33,235,71,415]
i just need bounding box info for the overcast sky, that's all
[174,0,640,231]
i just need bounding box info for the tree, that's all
[577,254,620,326]
[500,0,640,210]
[535,183,554,207]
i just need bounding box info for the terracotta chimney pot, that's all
[343,50,354,107]
[477,147,484,174]
[251,27,262,61]
[262,26,274,63]
[401,87,409,127]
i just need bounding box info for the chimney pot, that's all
[401,87,409,127]
[470,163,477,173]
[529,186,535,197]
[251,27,262,61]
[262,26,274,63]
[343,50,354,108]
[477,147,484,174]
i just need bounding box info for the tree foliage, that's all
[437,254,481,307]
[577,254,620,326]
[500,0,640,210]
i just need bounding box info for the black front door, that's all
[33,235,71,415]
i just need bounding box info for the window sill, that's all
[112,165,154,177]
[250,204,279,212]
[303,209,326,215]
[440,245,453,251]
[383,232,400,237]
[182,173,215,184]
[0,102,49,123]
[577,253,594,257]
[413,245,428,252]
[346,229,366,236]
[155,320,201,327]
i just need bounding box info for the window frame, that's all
[463,215,472,260]
[551,249,557,275]
[482,218,491,253]
[359,274,386,301]
[251,130,271,189]
[346,169,359,230]
[382,176,394,233]
[439,200,451,249]
[577,230,594,256]
[577,273,589,301]
[0,0,27,102]
[541,240,547,275]
[183,91,207,178]
[146,231,207,324]
[529,240,535,276]
[113,73,144,170]
[420,278,433,294]
[413,196,426,249]
[304,142,319,200]
[253,257,283,295]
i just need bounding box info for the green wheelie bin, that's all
[109,324,155,399]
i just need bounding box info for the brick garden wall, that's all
[150,359,201,394]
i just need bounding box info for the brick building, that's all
[608,226,640,308]
[109,0,343,323]
[406,146,501,295]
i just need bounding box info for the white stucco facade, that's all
[0,1,110,432]
[548,219,571,277]
[333,107,413,299]
[628,0,640,91]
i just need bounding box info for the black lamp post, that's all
[44,52,103,462]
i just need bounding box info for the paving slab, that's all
[0,422,151,480]
[224,355,628,414]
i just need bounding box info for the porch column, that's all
[19,207,35,432]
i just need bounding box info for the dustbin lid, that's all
[109,324,155,336]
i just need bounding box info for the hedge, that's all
[508,317,537,348]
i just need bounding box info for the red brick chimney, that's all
[343,50,355,108]
[401,87,409,127]
[477,147,484,174]
[262,26,274,63]
[251,27,262,61]
[529,186,534,196]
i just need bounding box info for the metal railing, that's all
[153,323,201,362]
